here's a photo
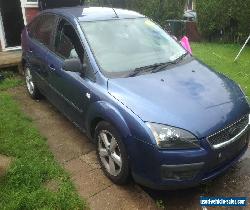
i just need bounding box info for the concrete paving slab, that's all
[64,158,92,176]
[72,169,113,198]
[80,151,101,170]
[89,184,157,210]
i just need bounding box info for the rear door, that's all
[46,18,96,129]
[26,14,58,94]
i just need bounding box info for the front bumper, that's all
[131,128,249,190]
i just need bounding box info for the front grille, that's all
[208,115,249,148]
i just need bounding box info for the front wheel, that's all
[95,121,130,185]
[24,64,41,100]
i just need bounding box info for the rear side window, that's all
[28,18,39,38]
[29,14,57,48]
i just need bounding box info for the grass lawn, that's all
[0,71,23,91]
[0,72,86,209]
[192,42,250,97]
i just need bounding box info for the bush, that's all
[196,0,250,43]
[128,0,186,26]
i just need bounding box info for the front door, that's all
[0,0,24,48]
[46,18,93,129]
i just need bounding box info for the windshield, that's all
[80,18,186,77]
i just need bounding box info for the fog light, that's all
[161,163,204,180]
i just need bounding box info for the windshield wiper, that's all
[127,53,189,77]
[127,63,165,77]
[152,52,189,73]
[173,52,189,64]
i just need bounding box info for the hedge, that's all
[196,0,250,43]
[127,0,186,26]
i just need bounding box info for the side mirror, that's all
[62,58,87,74]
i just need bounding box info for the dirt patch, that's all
[0,154,12,178]
[43,179,61,193]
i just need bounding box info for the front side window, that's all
[30,14,57,48]
[80,18,186,78]
[54,19,95,80]
[54,19,84,61]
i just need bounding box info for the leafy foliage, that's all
[87,0,186,26]
[196,0,250,42]
[128,0,186,25]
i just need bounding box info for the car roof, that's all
[43,6,144,22]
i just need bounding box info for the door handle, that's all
[49,64,56,71]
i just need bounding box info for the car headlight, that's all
[146,123,200,149]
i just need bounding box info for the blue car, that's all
[21,6,250,189]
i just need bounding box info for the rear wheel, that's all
[24,65,41,100]
[95,121,130,184]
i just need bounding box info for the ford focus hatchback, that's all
[21,6,250,189]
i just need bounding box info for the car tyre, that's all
[95,121,130,185]
[24,64,42,100]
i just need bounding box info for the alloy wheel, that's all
[25,67,35,95]
[98,130,123,176]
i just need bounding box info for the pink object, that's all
[180,36,192,54]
